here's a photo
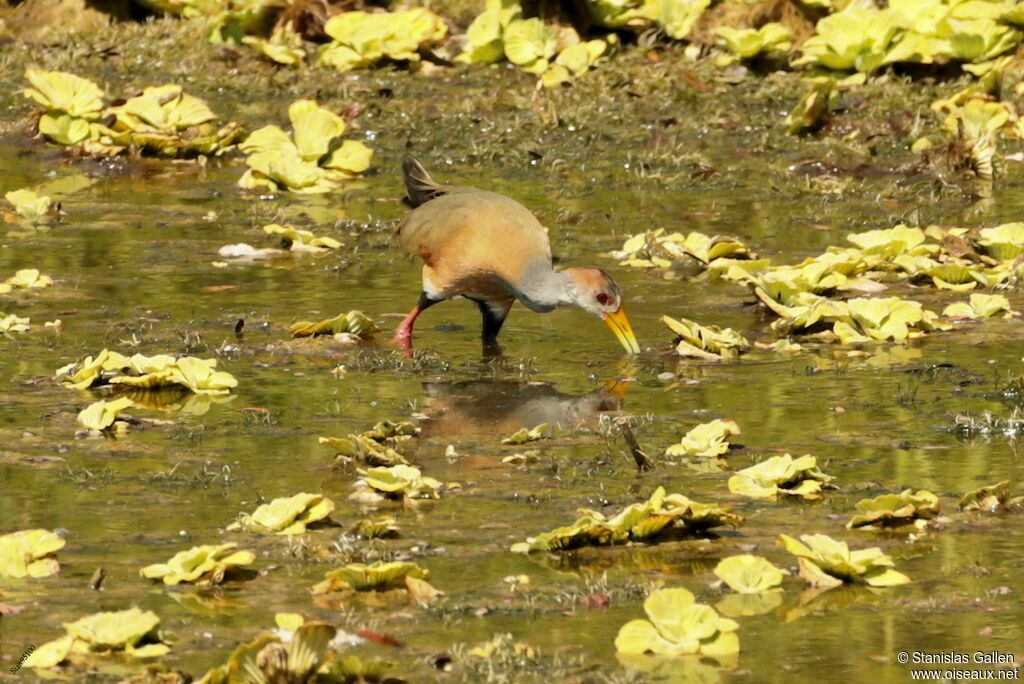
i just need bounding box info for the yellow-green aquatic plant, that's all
[0,529,65,578]
[239,99,373,193]
[141,543,255,585]
[661,315,750,360]
[232,492,335,534]
[290,310,379,338]
[242,22,305,65]
[976,222,1024,260]
[0,313,31,336]
[779,533,910,588]
[263,223,341,251]
[728,453,835,500]
[615,587,740,657]
[847,489,940,529]
[944,293,1017,319]
[716,23,792,65]
[356,464,442,500]
[349,516,400,539]
[793,0,904,73]
[77,397,135,431]
[713,554,785,594]
[4,189,58,223]
[56,350,238,394]
[958,480,1024,512]
[659,0,712,40]
[501,422,549,444]
[321,419,418,466]
[511,486,742,553]
[318,8,447,73]
[611,229,754,269]
[541,37,613,88]
[24,607,170,669]
[22,68,103,146]
[195,619,362,683]
[134,0,222,18]
[0,268,53,292]
[311,560,429,593]
[665,419,741,458]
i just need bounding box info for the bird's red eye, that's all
[596,293,611,306]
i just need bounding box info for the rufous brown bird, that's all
[394,158,640,354]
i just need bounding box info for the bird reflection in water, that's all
[417,378,630,439]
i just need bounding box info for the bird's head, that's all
[563,267,641,354]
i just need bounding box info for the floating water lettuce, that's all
[615,588,739,657]
[511,486,742,553]
[716,23,792,65]
[318,8,447,73]
[242,22,305,65]
[665,419,741,458]
[4,189,58,223]
[141,543,255,585]
[56,350,237,394]
[958,480,1024,512]
[713,554,785,594]
[0,529,65,578]
[944,293,1017,319]
[661,315,750,360]
[194,620,361,683]
[311,560,429,593]
[610,229,753,270]
[0,313,31,336]
[541,37,612,88]
[847,225,931,259]
[778,533,910,588]
[934,96,1014,179]
[1,268,53,293]
[77,397,135,431]
[659,0,712,40]
[793,0,904,73]
[233,492,335,534]
[728,454,835,500]
[501,422,549,444]
[134,0,221,18]
[847,489,940,529]
[290,310,379,338]
[786,79,832,134]
[976,222,1024,260]
[263,223,341,251]
[24,607,169,669]
[349,516,400,539]
[355,464,442,500]
[22,70,243,157]
[321,420,418,466]
[239,99,373,193]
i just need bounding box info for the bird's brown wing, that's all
[397,189,552,300]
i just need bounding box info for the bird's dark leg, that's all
[477,299,513,355]
[395,292,440,353]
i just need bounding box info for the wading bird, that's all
[394,158,640,354]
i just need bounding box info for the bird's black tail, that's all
[402,157,447,208]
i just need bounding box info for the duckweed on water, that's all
[0,528,64,578]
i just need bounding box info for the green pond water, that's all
[2,62,1024,683]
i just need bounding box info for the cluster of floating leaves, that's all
[610,229,756,271]
[229,492,335,535]
[320,420,418,467]
[615,587,740,658]
[958,480,1024,512]
[290,309,380,339]
[3,189,59,224]
[779,533,910,588]
[0,529,64,578]
[352,464,445,502]
[25,607,171,669]
[847,489,940,530]
[459,0,616,88]
[56,349,238,395]
[665,419,740,459]
[661,315,750,360]
[728,454,836,500]
[195,613,396,683]
[140,542,255,585]
[238,99,373,193]
[511,486,742,553]
[77,396,135,432]
[22,69,244,157]
[318,9,447,72]
[311,560,431,594]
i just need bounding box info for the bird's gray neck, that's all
[512,262,572,313]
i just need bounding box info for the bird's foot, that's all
[482,339,503,358]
